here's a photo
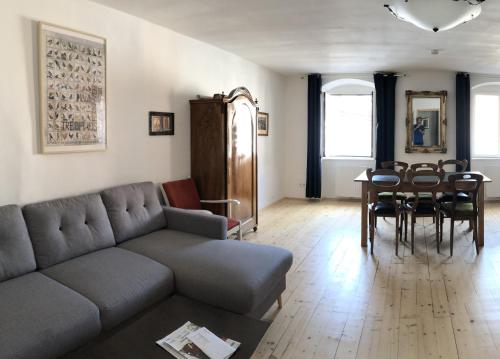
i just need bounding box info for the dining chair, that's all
[379,161,409,201]
[439,173,483,256]
[409,162,440,172]
[405,168,444,254]
[377,161,409,229]
[437,159,470,203]
[366,168,405,255]
[407,163,440,203]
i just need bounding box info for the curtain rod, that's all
[470,73,500,79]
[300,72,407,79]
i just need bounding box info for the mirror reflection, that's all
[412,98,440,147]
[406,91,447,153]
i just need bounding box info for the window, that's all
[473,94,500,157]
[324,93,373,157]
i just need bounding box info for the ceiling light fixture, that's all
[384,0,485,33]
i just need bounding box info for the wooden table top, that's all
[354,171,492,183]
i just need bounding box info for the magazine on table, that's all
[156,321,240,359]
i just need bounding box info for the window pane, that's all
[325,94,372,157]
[473,94,499,156]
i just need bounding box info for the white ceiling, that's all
[91,0,500,75]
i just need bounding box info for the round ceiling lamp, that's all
[384,0,485,32]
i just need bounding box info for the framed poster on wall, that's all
[257,111,269,136]
[38,22,106,153]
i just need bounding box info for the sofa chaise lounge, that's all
[0,182,293,359]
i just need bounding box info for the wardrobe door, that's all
[190,100,227,215]
[226,95,257,228]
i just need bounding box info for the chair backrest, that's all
[162,178,203,210]
[407,168,444,207]
[366,168,404,207]
[438,159,468,173]
[448,173,483,214]
[410,162,439,172]
[381,161,409,174]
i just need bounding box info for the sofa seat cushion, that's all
[0,272,100,359]
[119,230,293,315]
[42,247,174,330]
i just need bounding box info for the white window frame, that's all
[323,92,375,159]
[471,90,500,159]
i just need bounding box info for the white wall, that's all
[283,70,500,199]
[0,0,287,208]
[283,76,308,198]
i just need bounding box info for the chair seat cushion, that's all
[441,202,475,217]
[42,247,174,330]
[0,272,100,359]
[405,202,436,215]
[227,218,240,230]
[437,192,470,203]
[407,193,433,201]
[378,192,407,201]
[119,229,293,315]
[370,202,398,215]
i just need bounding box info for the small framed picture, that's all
[149,112,174,136]
[257,112,269,136]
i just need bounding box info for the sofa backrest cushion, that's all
[0,205,36,282]
[23,194,116,269]
[100,182,166,243]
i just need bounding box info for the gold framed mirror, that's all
[405,90,447,153]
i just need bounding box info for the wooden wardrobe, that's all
[190,87,258,232]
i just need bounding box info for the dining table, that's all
[354,171,492,247]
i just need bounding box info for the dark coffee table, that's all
[66,295,270,359]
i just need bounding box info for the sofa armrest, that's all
[163,207,227,240]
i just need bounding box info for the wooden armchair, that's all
[162,178,243,240]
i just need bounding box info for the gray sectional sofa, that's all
[0,182,293,359]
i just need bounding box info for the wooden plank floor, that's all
[248,199,500,359]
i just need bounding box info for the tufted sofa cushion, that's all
[0,205,36,282]
[100,182,166,243]
[23,194,116,269]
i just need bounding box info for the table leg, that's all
[361,182,368,247]
[478,182,485,247]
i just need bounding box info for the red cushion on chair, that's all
[162,178,203,210]
[227,218,240,230]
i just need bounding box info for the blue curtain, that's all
[456,73,471,171]
[374,73,398,169]
[306,74,322,199]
